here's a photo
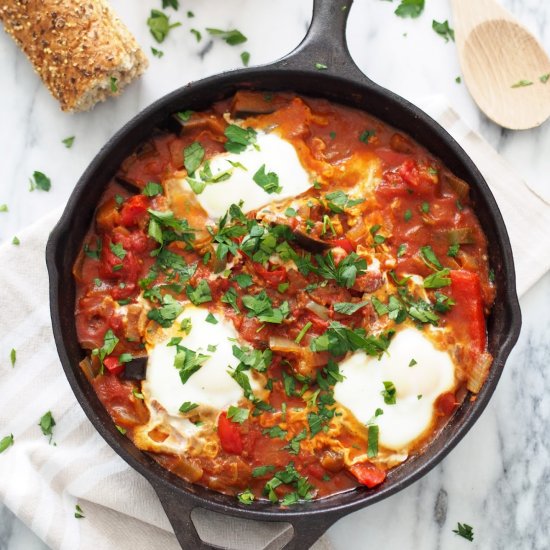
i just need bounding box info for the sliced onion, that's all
[467,352,492,393]
[79,356,100,382]
[305,301,330,321]
[269,336,302,354]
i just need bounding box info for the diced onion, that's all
[305,301,330,320]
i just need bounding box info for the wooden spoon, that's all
[451,0,550,130]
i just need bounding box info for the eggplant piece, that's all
[230,90,279,118]
[293,230,331,253]
[123,356,148,380]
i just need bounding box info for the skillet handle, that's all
[154,482,343,550]
[274,0,372,85]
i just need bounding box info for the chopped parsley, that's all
[420,245,443,270]
[9,348,16,367]
[0,434,14,454]
[147,9,181,43]
[432,19,455,42]
[333,301,369,315]
[252,465,276,477]
[511,80,533,88]
[143,181,163,197]
[186,280,212,305]
[62,136,75,148]
[263,462,315,504]
[29,171,51,192]
[313,251,367,288]
[540,73,550,84]
[325,190,364,213]
[453,522,474,542]
[394,0,425,18]
[237,489,255,504]
[242,291,289,323]
[184,141,205,175]
[190,28,202,42]
[367,424,379,457]
[147,294,184,327]
[397,243,407,257]
[381,381,397,405]
[404,209,412,221]
[233,273,253,288]
[253,165,282,194]
[241,51,250,66]
[409,358,417,367]
[424,268,451,289]
[0,204,7,212]
[110,76,118,93]
[447,243,460,257]
[39,411,56,443]
[168,340,210,384]
[295,321,313,344]
[91,329,119,372]
[359,129,376,143]
[206,28,247,45]
[205,312,218,324]
[315,62,328,70]
[179,402,198,414]
[286,429,307,455]
[162,0,178,9]
[109,242,126,260]
[74,504,85,519]
[224,124,257,153]
[227,406,249,424]
[12,236,20,246]
[151,47,164,58]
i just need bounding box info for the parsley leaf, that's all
[394,0,425,18]
[324,190,364,213]
[432,20,455,42]
[39,411,56,443]
[420,245,443,270]
[314,251,367,288]
[147,294,183,327]
[511,80,533,88]
[206,28,247,45]
[241,51,250,66]
[381,381,397,405]
[453,522,474,542]
[109,242,127,260]
[179,401,199,414]
[62,136,75,148]
[367,424,379,458]
[143,182,163,197]
[0,434,14,454]
[186,280,212,305]
[252,465,275,477]
[224,124,257,153]
[237,489,255,504]
[333,301,369,315]
[9,348,16,367]
[29,171,51,192]
[147,9,181,43]
[253,165,282,194]
[184,141,205,175]
[171,344,210,384]
[227,406,249,424]
[74,504,85,519]
[424,268,451,289]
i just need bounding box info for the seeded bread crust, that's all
[0,0,148,112]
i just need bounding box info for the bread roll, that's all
[0,0,148,112]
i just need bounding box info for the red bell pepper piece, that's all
[327,237,355,254]
[252,263,288,288]
[120,195,149,227]
[217,411,243,454]
[349,462,386,488]
[450,270,486,353]
[103,356,124,376]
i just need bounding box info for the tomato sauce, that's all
[74,91,495,505]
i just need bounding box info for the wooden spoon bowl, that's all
[452,0,550,130]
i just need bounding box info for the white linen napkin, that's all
[1,98,549,550]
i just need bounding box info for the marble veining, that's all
[0,0,549,549]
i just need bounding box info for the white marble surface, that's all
[0,0,549,548]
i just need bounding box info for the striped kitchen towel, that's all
[0,98,549,550]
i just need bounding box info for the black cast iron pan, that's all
[46,0,522,548]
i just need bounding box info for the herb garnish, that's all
[224,124,257,153]
[432,20,455,42]
[39,411,56,443]
[394,0,425,18]
[206,28,247,45]
[147,9,181,43]
[143,181,163,197]
[511,80,533,88]
[91,329,119,372]
[237,489,255,504]
[0,434,14,454]
[9,348,16,367]
[110,76,118,93]
[147,294,184,327]
[62,136,75,148]
[325,190,364,213]
[453,522,474,542]
[151,47,164,58]
[381,381,397,405]
[315,62,328,70]
[241,51,250,66]
[253,165,282,194]
[74,504,85,519]
[29,171,51,192]
[168,339,210,384]
[227,406,249,424]
[190,29,202,42]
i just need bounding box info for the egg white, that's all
[334,327,456,451]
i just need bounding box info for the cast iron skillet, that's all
[46,0,522,548]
